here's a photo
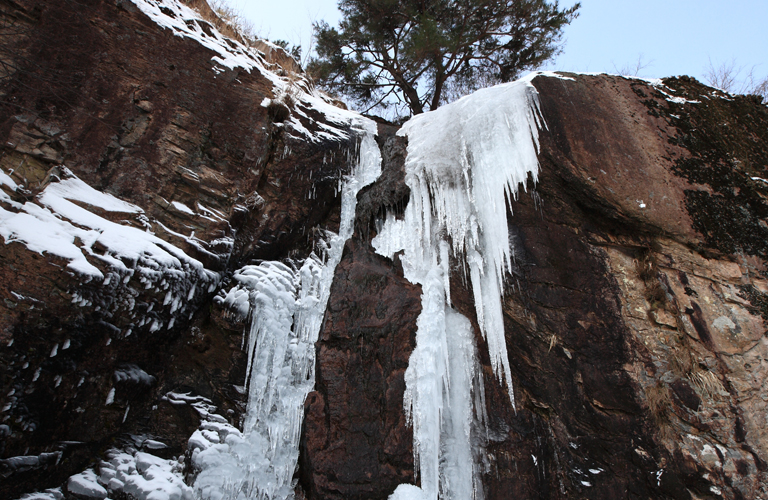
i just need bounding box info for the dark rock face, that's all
[299,126,418,499]
[1,1,768,499]
[300,238,419,499]
[511,75,768,499]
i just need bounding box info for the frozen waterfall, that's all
[191,72,552,500]
[192,120,381,500]
[373,76,549,500]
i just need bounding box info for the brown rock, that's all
[300,237,420,499]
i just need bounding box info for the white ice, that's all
[374,75,547,499]
[193,116,381,500]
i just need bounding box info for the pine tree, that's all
[310,0,579,116]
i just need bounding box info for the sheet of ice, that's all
[374,76,545,499]
[194,116,380,500]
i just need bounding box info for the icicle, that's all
[375,76,545,500]
[193,117,381,500]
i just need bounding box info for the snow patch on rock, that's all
[130,0,367,144]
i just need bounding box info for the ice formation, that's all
[192,118,381,500]
[373,76,547,499]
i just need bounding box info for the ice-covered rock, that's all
[66,470,107,499]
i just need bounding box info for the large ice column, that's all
[374,75,548,499]
[193,118,381,500]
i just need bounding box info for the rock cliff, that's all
[1,1,767,500]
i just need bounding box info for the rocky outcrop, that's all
[299,128,418,499]
[483,75,768,500]
[1,1,768,499]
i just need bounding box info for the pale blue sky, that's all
[230,0,767,84]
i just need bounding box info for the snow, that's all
[170,201,195,215]
[41,175,143,214]
[0,168,218,334]
[18,489,64,500]
[88,449,193,500]
[130,0,363,144]
[389,484,429,500]
[194,116,380,500]
[0,168,19,190]
[67,470,107,499]
[375,76,545,499]
[0,168,215,282]
[129,0,265,74]
[634,76,701,104]
[15,448,192,500]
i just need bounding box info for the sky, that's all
[227,0,767,86]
